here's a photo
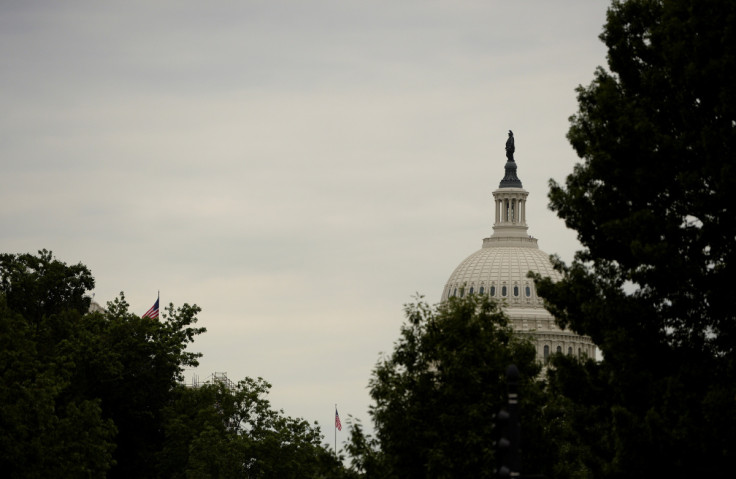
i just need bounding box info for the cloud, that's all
[1,0,609,441]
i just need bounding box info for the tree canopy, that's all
[346,294,550,478]
[1,250,350,478]
[534,0,736,476]
[159,377,349,479]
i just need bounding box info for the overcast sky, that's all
[1,0,610,448]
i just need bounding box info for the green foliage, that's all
[348,294,544,478]
[0,250,206,478]
[159,378,349,479]
[85,294,206,478]
[536,0,736,476]
[1,250,352,478]
[343,416,387,478]
[0,253,115,478]
[0,249,94,323]
[541,355,614,478]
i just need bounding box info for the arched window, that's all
[453,288,457,297]
[544,345,550,364]
[513,286,519,297]
[525,286,531,297]
[479,286,485,295]
[469,286,474,295]
[556,346,562,354]
[502,286,507,297]
[459,288,464,298]
[490,286,496,296]
[568,347,573,355]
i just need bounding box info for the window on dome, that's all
[525,286,531,297]
[453,288,457,297]
[479,286,484,295]
[459,289,464,298]
[469,286,474,295]
[501,286,507,296]
[544,345,550,364]
[490,286,496,296]
[513,286,519,297]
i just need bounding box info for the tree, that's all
[347,294,546,478]
[84,294,207,478]
[158,377,351,479]
[0,249,94,323]
[1,250,353,478]
[0,252,116,478]
[534,0,736,476]
[0,251,206,478]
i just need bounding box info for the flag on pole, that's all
[335,408,342,431]
[142,294,159,319]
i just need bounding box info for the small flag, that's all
[142,295,159,319]
[335,408,342,431]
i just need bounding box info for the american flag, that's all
[335,408,342,431]
[142,296,159,319]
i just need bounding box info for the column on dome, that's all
[518,198,523,224]
[523,198,526,224]
[516,198,524,223]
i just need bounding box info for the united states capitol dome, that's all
[442,244,562,305]
[441,132,595,363]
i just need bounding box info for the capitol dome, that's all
[442,133,595,363]
[442,245,562,304]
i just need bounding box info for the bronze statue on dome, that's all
[505,130,515,162]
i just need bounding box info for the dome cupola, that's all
[441,132,595,363]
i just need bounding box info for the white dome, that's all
[441,242,561,308]
[441,149,595,362]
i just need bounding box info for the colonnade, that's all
[494,192,528,226]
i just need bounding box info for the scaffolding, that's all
[185,371,235,390]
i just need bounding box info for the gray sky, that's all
[1,0,609,448]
